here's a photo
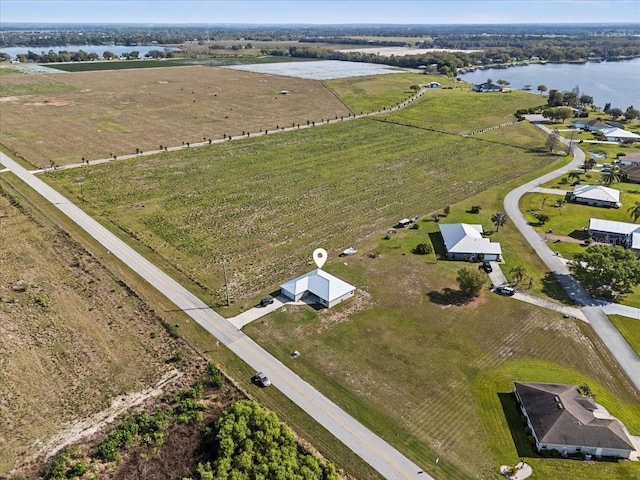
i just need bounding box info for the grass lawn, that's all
[45,117,558,307]
[243,227,640,480]
[382,88,545,134]
[324,73,451,114]
[609,315,640,356]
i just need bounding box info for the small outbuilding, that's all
[280,269,355,308]
[514,382,636,459]
[568,185,621,208]
[439,223,502,261]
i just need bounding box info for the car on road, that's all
[254,372,271,387]
[479,261,493,273]
[495,286,515,296]
[259,297,274,307]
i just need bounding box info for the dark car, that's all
[495,286,515,296]
[259,297,274,307]
[479,261,493,273]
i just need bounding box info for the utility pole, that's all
[222,259,230,306]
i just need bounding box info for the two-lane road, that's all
[0,151,431,479]
[504,121,640,392]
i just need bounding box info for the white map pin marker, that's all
[313,248,327,269]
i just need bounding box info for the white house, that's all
[589,218,640,252]
[439,223,502,261]
[601,127,640,143]
[514,382,636,459]
[280,269,355,308]
[472,82,503,93]
[569,185,621,208]
[426,81,441,88]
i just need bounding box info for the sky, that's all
[0,0,639,25]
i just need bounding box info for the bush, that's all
[412,243,432,255]
[207,363,224,388]
[528,435,536,445]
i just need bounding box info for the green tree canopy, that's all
[571,245,640,295]
[456,267,487,298]
[210,401,339,480]
[491,211,508,231]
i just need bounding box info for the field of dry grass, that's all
[0,66,351,166]
[0,188,189,475]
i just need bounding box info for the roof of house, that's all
[621,164,640,179]
[619,152,640,162]
[631,232,640,251]
[585,119,609,129]
[572,185,620,203]
[439,223,502,255]
[280,269,355,303]
[589,218,640,235]
[514,382,635,451]
[601,127,640,140]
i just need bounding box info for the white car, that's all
[254,372,271,387]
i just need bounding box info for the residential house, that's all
[426,81,441,88]
[439,223,502,261]
[621,164,640,183]
[589,218,640,252]
[514,382,636,459]
[618,152,640,166]
[583,119,611,132]
[568,185,621,208]
[472,82,503,93]
[280,269,355,308]
[600,127,640,143]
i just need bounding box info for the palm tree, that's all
[491,211,508,231]
[510,265,528,286]
[567,171,582,184]
[556,198,566,216]
[600,168,622,186]
[629,202,640,223]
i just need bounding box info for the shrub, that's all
[528,435,536,445]
[207,363,224,388]
[412,243,433,255]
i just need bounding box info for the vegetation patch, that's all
[46,116,556,305]
[0,187,189,476]
[609,315,640,356]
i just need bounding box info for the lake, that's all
[460,58,640,110]
[0,44,178,58]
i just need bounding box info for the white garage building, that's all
[280,269,355,308]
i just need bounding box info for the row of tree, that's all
[4,48,177,63]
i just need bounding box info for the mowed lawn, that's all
[0,65,351,166]
[0,190,179,474]
[384,87,545,134]
[244,227,640,480]
[46,117,556,306]
[324,73,453,114]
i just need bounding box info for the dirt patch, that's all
[33,369,183,462]
[0,96,19,102]
[24,98,74,107]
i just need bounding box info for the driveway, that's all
[505,121,640,392]
[0,152,431,480]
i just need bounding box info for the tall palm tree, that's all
[629,202,640,223]
[600,167,621,186]
[491,211,508,231]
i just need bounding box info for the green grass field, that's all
[45,116,557,306]
[324,73,451,114]
[383,88,545,134]
[609,315,640,355]
[244,226,640,479]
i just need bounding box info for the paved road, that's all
[0,152,431,480]
[504,121,640,392]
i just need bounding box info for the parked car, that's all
[259,297,274,307]
[254,372,271,387]
[495,286,515,296]
[479,261,493,273]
